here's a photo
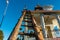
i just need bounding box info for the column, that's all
[58,15,60,24]
[40,14,47,38]
[55,14,60,26]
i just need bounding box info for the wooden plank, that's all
[31,10,60,13]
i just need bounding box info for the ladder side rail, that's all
[32,15,44,40]
[8,11,26,40]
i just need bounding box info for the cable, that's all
[0,0,9,27]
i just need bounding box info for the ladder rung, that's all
[21,25,33,27]
[21,25,33,26]
[18,32,35,37]
[24,17,31,19]
[24,18,32,19]
[25,15,31,17]
[23,20,32,22]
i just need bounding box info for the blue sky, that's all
[0,0,60,40]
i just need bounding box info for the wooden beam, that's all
[8,11,26,40]
[18,32,35,37]
[32,17,44,40]
[31,10,60,15]
[31,10,60,13]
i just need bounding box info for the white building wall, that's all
[52,19,60,38]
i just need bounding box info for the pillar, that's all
[55,14,60,27]
[40,14,47,38]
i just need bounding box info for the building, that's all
[8,5,60,40]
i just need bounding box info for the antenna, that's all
[24,4,27,10]
[37,0,39,5]
[0,0,9,27]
